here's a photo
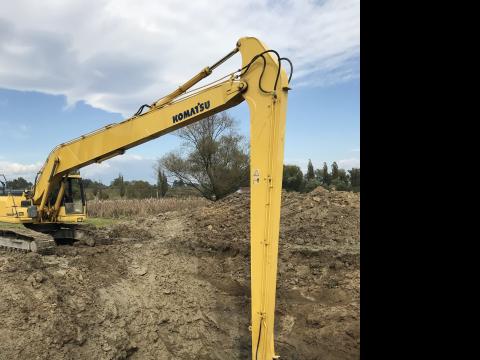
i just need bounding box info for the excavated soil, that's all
[0,188,360,360]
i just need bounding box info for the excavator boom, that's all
[0,37,291,359]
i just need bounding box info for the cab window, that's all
[63,178,85,214]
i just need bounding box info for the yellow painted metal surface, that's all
[238,37,289,360]
[56,213,86,223]
[1,37,289,359]
[0,193,32,223]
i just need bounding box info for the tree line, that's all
[283,160,360,193]
[82,174,172,200]
[1,177,33,190]
[2,112,359,201]
[3,161,359,201]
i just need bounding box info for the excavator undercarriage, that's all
[0,226,56,255]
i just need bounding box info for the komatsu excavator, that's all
[0,37,291,359]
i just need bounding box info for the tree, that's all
[83,179,107,200]
[125,180,156,199]
[82,179,93,188]
[282,165,304,191]
[322,162,331,185]
[302,159,320,192]
[111,174,126,198]
[120,182,126,198]
[331,169,350,191]
[6,177,32,190]
[331,161,339,180]
[156,170,169,197]
[119,176,126,198]
[111,174,123,187]
[303,178,322,193]
[338,169,349,184]
[98,187,109,200]
[159,112,249,201]
[348,168,360,191]
[306,159,315,181]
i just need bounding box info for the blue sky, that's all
[0,0,359,185]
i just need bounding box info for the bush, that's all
[303,179,323,193]
[331,178,351,191]
[283,165,304,191]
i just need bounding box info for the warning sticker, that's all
[253,169,260,184]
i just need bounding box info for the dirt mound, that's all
[0,189,359,360]
[185,189,360,358]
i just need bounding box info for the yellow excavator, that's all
[0,36,291,359]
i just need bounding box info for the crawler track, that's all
[0,226,56,255]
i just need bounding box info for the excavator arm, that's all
[31,77,246,214]
[5,37,291,359]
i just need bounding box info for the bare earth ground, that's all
[0,188,359,360]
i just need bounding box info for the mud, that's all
[0,188,359,360]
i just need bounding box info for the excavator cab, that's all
[63,176,86,215]
[0,174,86,225]
[46,174,87,223]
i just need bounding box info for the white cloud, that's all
[0,0,360,116]
[338,157,360,169]
[0,154,156,184]
[0,161,43,181]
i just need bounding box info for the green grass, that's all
[84,217,118,228]
[0,222,24,229]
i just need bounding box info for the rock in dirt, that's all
[131,266,148,276]
[79,237,96,247]
[26,272,46,288]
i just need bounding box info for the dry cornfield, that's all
[86,197,208,218]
